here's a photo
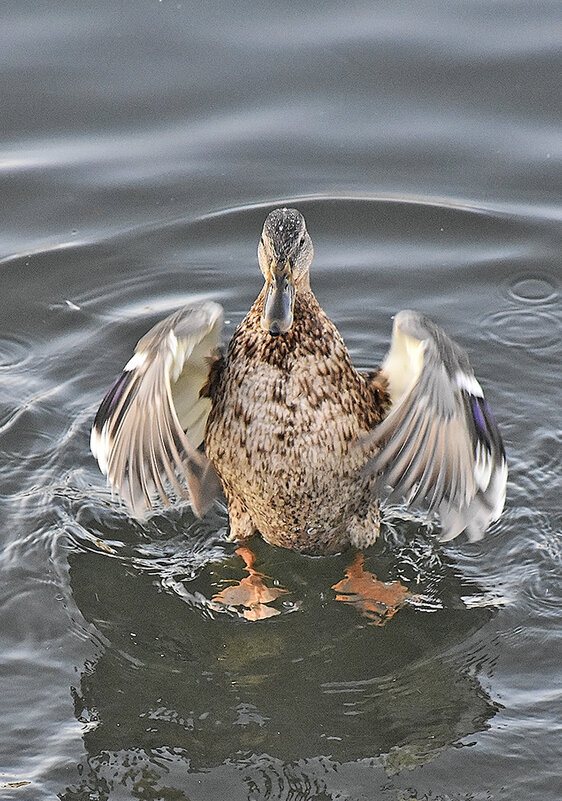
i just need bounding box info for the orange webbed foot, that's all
[213,546,288,621]
[332,551,409,625]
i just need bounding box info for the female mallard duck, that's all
[91,207,507,555]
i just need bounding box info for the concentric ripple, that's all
[482,308,560,351]
[508,273,558,305]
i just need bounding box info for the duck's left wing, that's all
[363,310,507,541]
[91,301,223,517]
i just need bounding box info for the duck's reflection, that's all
[61,528,500,799]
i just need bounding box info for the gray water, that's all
[1,2,560,800]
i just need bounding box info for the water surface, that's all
[0,2,560,800]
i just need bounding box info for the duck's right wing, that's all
[91,301,223,517]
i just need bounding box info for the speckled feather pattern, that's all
[204,287,390,554]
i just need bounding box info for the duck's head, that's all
[258,207,314,335]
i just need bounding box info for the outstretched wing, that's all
[91,301,223,517]
[363,310,507,541]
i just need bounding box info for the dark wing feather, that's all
[91,301,223,517]
[362,310,507,541]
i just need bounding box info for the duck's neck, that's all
[296,272,311,293]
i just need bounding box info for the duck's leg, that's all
[212,545,288,620]
[332,551,409,625]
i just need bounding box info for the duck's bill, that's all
[261,269,295,335]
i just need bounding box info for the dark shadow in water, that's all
[59,510,501,800]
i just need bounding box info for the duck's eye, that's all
[260,236,265,247]
[299,235,306,247]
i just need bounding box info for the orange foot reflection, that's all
[332,551,409,625]
[213,546,288,621]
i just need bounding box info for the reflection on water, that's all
[59,524,499,799]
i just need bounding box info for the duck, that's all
[91,207,507,556]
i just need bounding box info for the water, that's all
[1,2,560,799]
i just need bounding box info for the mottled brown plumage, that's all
[204,286,390,553]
